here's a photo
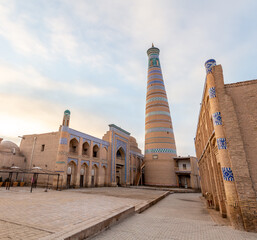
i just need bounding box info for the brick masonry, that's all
[195,62,257,232]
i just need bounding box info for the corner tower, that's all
[144,44,177,186]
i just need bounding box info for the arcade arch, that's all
[116,147,126,186]
[82,142,90,156]
[91,164,99,187]
[66,160,77,188]
[80,163,89,187]
[69,138,79,153]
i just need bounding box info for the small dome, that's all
[0,140,20,153]
[64,109,70,115]
[205,59,216,74]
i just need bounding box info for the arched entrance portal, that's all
[91,164,99,187]
[116,147,126,186]
[80,163,89,187]
[66,161,77,188]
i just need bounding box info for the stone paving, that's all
[0,187,167,239]
[92,193,257,240]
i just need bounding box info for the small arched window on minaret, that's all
[63,110,71,127]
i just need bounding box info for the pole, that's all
[30,137,37,169]
[57,174,60,190]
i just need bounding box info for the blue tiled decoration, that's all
[146,97,167,103]
[209,87,216,98]
[116,139,127,152]
[217,138,227,149]
[212,112,222,125]
[68,157,78,165]
[149,55,160,68]
[67,127,109,147]
[148,80,163,85]
[101,163,108,168]
[59,138,67,144]
[148,69,162,75]
[148,75,163,80]
[146,111,170,117]
[92,162,99,167]
[81,160,89,166]
[93,142,100,148]
[222,167,234,181]
[148,85,165,91]
[146,127,173,134]
[83,138,91,144]
[70,135,80,142]
[145,148,177,154]
[205,59,216,74]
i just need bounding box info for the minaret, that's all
[63,110,70,127]
[144,44,177,186]
[53,110,71,188]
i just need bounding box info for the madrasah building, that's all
[0,45,200,190]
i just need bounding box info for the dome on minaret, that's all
[64,109,70,115]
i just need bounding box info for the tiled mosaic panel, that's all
[92,162,99,167]
[145,148,176,154]
[209,87,216,98]
[222,167,234,181]
[146,127,173,134]
[148,80,164,85]
[212,112,222,125]
[146,111,170,117]
[149,54,159,59]
[148,69,162,74]
[70,135,80,142]
[83,138,91,144]
[60,138,67,144]
[217,138,227,149]
[94,142,100,147]
[148,85,165,91]
[148,74,163,80]
[81,160,90,166]
[146,97,168,103]
[101,163,108,168]
[68,157,78,165]
[205,59,216,73]
[116,139,127,152]
[149,57,160,68]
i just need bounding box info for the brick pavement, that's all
[92,193,257,240]
[0,187,167,239]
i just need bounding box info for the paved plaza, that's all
[92,193,257,240]
[0,188,256,240]
[0,187,167,239]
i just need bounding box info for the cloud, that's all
[0,62,117,97]
[0,2,48,58]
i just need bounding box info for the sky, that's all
[0,0,257,156]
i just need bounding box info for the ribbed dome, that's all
[0,140,20,153]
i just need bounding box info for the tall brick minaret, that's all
[144,44,177,186]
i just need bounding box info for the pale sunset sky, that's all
[0,0,256,155]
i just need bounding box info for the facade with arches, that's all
[19,110,143,188]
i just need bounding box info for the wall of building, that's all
[20,132,60,184]
[195,62,257,232]
[224,81,257,194]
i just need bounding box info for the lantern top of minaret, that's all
[147,44,160,56]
